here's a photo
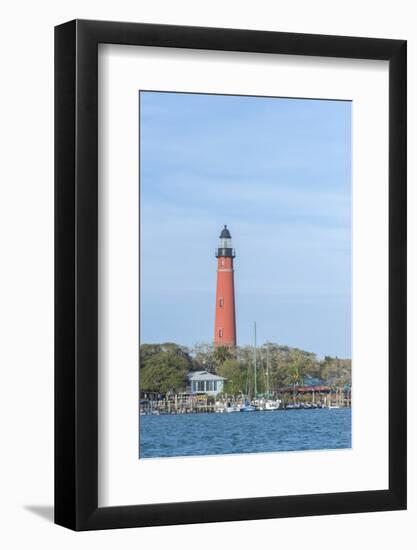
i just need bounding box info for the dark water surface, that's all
[139,408,351,458]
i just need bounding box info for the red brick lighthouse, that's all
[214,225,236,347]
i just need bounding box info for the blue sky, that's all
[140,92,351,358]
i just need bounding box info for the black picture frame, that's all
[55,19,407,531]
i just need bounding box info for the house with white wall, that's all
[187,371,226,396]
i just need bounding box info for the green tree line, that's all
[139,342,351,396]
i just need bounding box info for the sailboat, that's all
[264,400,280,410]
[262,344,281,410]
[241,322,258,412]
[240,400,256,412]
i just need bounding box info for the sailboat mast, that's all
[254,322,257,397]
[266,344,269,397]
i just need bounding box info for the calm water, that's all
[139,408,351,458]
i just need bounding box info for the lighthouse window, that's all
[219,298,224,308]
[221,258,225,267]
[218,328,223,338]
[220,237,231,249]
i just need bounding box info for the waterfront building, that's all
[187,370,226,396]
[214,225,237,346]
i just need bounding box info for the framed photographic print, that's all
[55,20,407,530]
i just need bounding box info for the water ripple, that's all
[139,409,351,458]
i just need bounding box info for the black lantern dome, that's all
[219,225,231,239]
[216,225,235,258]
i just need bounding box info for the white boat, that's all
[264,399,280,411]
[226,402,241,413]
[240,400,256,412]
[214,400,241,413]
